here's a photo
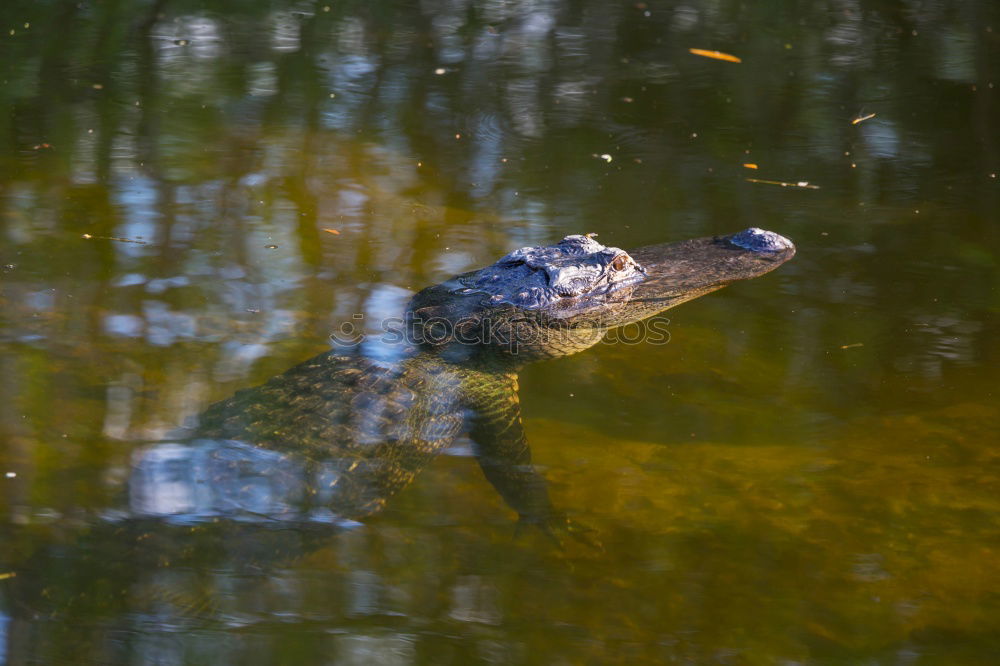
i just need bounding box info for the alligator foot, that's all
[515,512,604,551]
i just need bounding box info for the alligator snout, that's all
[727,227,795,253]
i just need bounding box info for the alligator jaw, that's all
[615,227,796,324]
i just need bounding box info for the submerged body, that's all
[132,228,796,527]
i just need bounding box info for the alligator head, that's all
[456,233,647,309]
[407,228,795,362]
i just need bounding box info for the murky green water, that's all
[1,1,998,663]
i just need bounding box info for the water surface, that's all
[0,1,998,663]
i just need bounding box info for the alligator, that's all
[130,227,795,535]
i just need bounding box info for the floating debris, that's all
[0,572,15,580]
[743,163,758,169]
[264,244,278,249]
[598,153,613,163]
[322,228,340,235]
[173,39,190,46]
[434,68,446,75]
[81,233,148,245]
[852,113,876,125]
[32,143,52,150]
[840,343,864,349]
[689,48,742,63]
[745,178,820,190]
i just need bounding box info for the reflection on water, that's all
[1,0,998,663]
[130,440,321,523]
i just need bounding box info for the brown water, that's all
[0,1,998,664]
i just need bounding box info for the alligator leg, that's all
[468,400,555,524]
[464,376,598,548]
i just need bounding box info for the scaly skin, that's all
[194,349,494,519]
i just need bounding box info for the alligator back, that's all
[170,350,470,520]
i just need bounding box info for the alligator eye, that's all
[611,255,628,271]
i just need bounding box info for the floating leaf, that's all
[81,233,148,245]
[689,48,742,63]
[746,178,820,190]
[743,163,758,169]
[322,228,340,235]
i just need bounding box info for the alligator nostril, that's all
[728,227,795,253]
